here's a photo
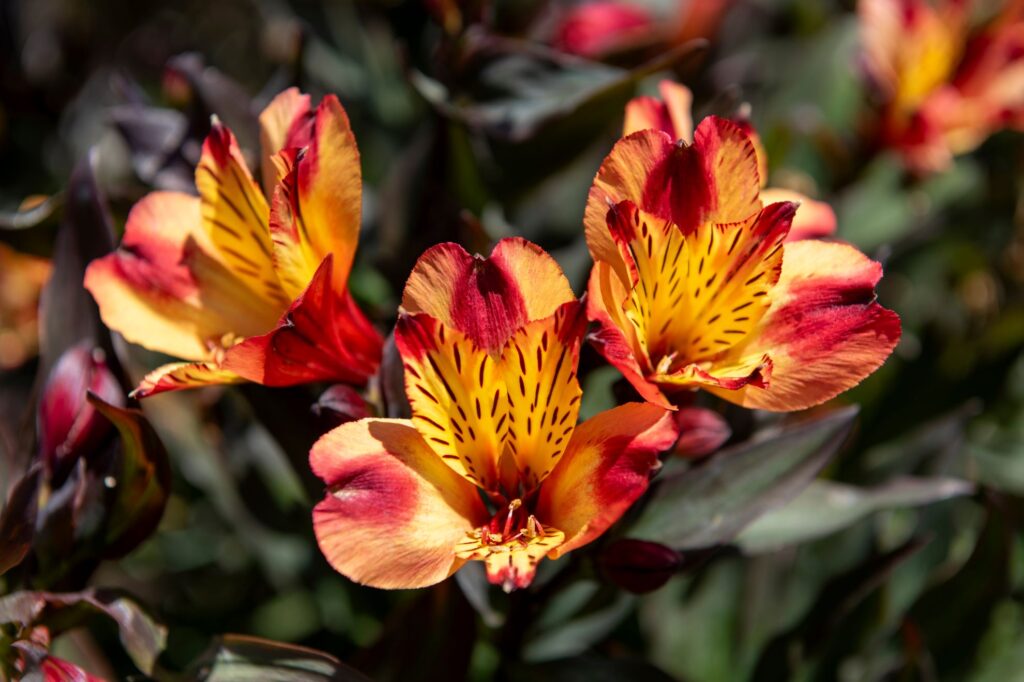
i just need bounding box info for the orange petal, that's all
[761,187,838,241]
[623,80,694,142]
[500,301,586,490]
[311,418,488,589]
[270,95,362,298]
[395,313,507,492]
[221,255,381,387]
[585,118,762,281]
[84,192,279,361]
[585,129,675,284]
[708,239,901,411]
[258,87,312,196]
[537,403,678,558]
[401,238,574,352]
[196,121,289,310]
[133,360,244,399]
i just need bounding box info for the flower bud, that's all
[673,407,731,459]
[312,384,372,429]
[598,538,681,594]
[37,343,123,477]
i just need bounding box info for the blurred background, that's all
[1,0,1023,680]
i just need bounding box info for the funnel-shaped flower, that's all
[311,238,678,591]
[623,80,837,241]
[860,0,1024,172]
[85,88,382,397]
[585,117,901,410]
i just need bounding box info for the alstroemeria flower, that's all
[85,88,382,397]
[860,0,1024,172]
[623,80,837,241]
[311,238,678,591]
[584,117,901,410]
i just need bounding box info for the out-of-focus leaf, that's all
[751,537,928,679]
[0,464,41,576]
[166,53,258,152]
[0,589,167,675]
[626,406,859,548]
[454,561,505,628]
[109,105,191,191]
[737,477,974,553]
[415,34,704,142]
[87,393,170,558]
[509,656,676,682]
[836,154,984,252]
[523,591,635,662]
[37,151,118,378]
[906,501,1015,676]
[0,193,63,230]
[353,582,476,682]
[192,635,371,682]
[970,447,1024,495]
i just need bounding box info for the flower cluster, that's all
[84,84,901,592]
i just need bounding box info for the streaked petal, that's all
[401,238,574,352]
[196,121,288,308]
[586,262,671,408]
[270,95,362,297]
[585,118,762,279]
[257,87,312,196]
[84,192,278,360]
[623,80,694,142]
[761,187,838,241]
[311,418,487,589]
[610,200,791,367]
[500,301,586,490]
[537,403,678,558]
[395,313,506,492]
[221,255,382,387]
[584,129,674,283]
[133,361,244,399]
[708,240,901,411]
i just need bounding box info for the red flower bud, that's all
[673,407,731,459]
[312,384,372,429]
[599,538,681,593]
[37,343,123,476]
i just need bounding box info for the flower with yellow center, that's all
[85,88,381,397]
[585,117,901,410]
[311,238,678,591]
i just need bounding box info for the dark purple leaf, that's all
[0,464,41,576]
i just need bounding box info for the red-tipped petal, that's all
[538,403,678,558]
[311,418,488,589]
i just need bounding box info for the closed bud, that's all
[37,343,123,478]
[673,407,731,459]
[312,385,372,429]
[599,538,681,594]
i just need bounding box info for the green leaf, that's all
[626,407,859,549]
[737,477,974,553]
[192,635,371,682]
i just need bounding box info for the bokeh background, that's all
[2,0,1023,680]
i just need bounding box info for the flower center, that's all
[454,499,565,592]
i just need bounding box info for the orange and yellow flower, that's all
[311,238,678,591]
[0,243,50,370]
[860,0,1024,172]
[584,116,901,411]
[84,89,382,397]
[623,80,837,241]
